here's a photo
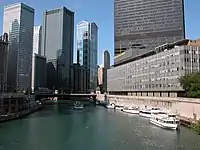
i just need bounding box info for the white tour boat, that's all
[106,103,115,109]
[150,113,180,130]
[122,107,139,114]
[139,107,165,118]
[74,101,84,109]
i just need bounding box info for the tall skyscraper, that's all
[3,3,34,91]
[32,25,46,91]
[103,50,110,92]
[41,7,74,91]
[77,21,98,92]
[114,0,185,58]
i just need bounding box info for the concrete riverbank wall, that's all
[0,104,42,122]
[97,94,200,121]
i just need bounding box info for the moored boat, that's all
[106,103,115,109]
[122,107,139,114]
[115,106,124,111]
[139,107,165,118]
[150,113,180,130]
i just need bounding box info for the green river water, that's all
[0,104,200,150]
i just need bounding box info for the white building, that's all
[32,25,43,91]
[33,25,42,55]
[98,66,104,86]
[3,3,34,91]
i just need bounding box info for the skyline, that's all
[0,0,200,65]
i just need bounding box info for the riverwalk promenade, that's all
[97,94,200,123]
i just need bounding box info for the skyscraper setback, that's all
[114,0,185,58]
[3,3,34,90]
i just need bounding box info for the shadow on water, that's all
[0,104,98,150]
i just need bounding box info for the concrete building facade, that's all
[41,7,74,92]
[0,33,9,92]
[108,39,200,97]
[3,3,34,91]
[114,0,185,62]
[76,21,98,92]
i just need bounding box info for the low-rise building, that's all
[32,54,47,91]
[108,39,200,97]
[71,63,89,93]
[0,33,8,92]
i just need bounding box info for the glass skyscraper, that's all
[41,7,74,91]
[114,0,185,57]
[77,21,98,92]
[3,3,34,91]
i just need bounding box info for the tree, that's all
[179,72,200,98]
[99,84,106,94]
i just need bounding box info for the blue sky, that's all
[0,0,200,65]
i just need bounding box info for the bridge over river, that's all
[35,93,97,103]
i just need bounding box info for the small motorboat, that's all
[74,101,84,109]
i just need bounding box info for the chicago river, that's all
[0,104,200,150]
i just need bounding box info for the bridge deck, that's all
[36,94,96,96]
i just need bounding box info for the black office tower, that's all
[114,0,185,61]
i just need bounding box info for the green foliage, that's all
[179,72,200,98]
[190,123,200,135]
[99,84,106,94]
